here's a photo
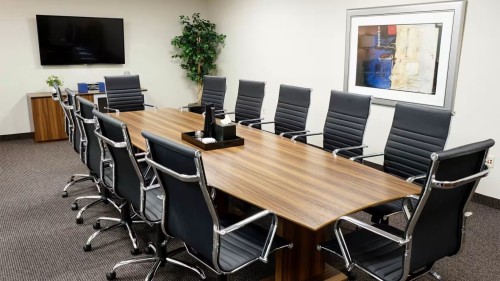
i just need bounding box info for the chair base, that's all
[72,196,121,224]
[106,239,206,281]
[62,173,98,197]
[84,214,145,254]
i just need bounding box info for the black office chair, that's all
[180,75,227,113]
[58,88,95,197]
[350,103,452,223]
[291,90,371,158]
[216,79,266,129]
[104,75,156,112]
[85,110,155,254]
[249,84,311,143]
[70,96,121,224]
[318,139,494,281]
[107,131,291,280]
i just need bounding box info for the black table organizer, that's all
[181,131,244,151]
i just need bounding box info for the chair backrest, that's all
[93,110,144,209]
[54,85,73,143]
[104,75,145,112]
[274,84,311,143]
[323,91,371,158]
[234,80,266,124]
[142,131,219,269]
[65,89,83,155]
[384,103,452,181]
[201,75,226,111]
[76,96,101,177]
[405,139,494,274]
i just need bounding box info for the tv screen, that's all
[36,15,125,65]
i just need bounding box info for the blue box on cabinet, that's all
[77,82,105,93]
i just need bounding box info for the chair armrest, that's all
[104,107,120,113]
[333,145,368,156]
[75,114,95,124]
[432,166,490,189]
[249,121,275,128]
[349,152,384,161]
[142,183,161,191]
[279,130,309,137]
[62,103,74,110]
[238,118,264,125]
[406,174,427,183]
[291,132,322,140]
[135,152,147,157]
[94,131,127,148]
[326,215,409,270]
[214,210,279,262]
[144,103,157,110]
[215,210,273,235]
[335,216,409,245]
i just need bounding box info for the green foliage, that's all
[46,75,63,87]
[171,13,226,88]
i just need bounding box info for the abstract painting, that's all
[344,1,467,110]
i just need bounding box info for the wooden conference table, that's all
[111,108,420,281]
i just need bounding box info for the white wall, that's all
[0,0,206,135]
[206,0,500,199]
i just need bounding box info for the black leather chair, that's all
[110,131,291,281]
[180,75,227,113]
[291,90,371,158]
[219,79,266,128]
[58,88,96,197]
[71,96,120,224]
[104,75,155,112]
[350,103,452,223]
[85,110,156,254]
[318,139,494,281]
[249,84,311,143]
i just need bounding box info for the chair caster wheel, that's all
[144,244,154,255]
[93,222,101,230]
[345,271,357,280]
[103,200,109,205]
[106,271,116,280]
[62,191,68,198]
[76,217,84,224]
[71,203,78,210]
[130,248,140,255]
[83,244,92,252]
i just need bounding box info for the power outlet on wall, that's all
[486,155,495,168]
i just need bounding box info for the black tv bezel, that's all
[36,14,125,66]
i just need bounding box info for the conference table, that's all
[110,108,420,281]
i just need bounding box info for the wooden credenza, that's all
[27,92,99,142]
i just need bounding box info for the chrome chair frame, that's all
[145,141,291,279]
[318,147,491,281]
[55,87,94,197]
[70,99,121,224]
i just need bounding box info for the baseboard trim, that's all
[472,193,500,210]
[0,132,34,141]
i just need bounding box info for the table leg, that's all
[273,219,346,281]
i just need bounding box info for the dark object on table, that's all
[181,131,244,151]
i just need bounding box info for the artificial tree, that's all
[171,13,226,103]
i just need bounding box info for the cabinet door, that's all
[32,97,68,142]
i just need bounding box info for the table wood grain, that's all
[111,108,420,231]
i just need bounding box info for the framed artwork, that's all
[344,1,467,110]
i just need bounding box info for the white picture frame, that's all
[344,1,467,110]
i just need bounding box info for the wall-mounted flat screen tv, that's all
[36,15,125,65]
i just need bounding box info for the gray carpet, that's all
[0,139,499,280]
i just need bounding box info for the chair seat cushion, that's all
[216,216,290,272]
[319,224,405,281]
